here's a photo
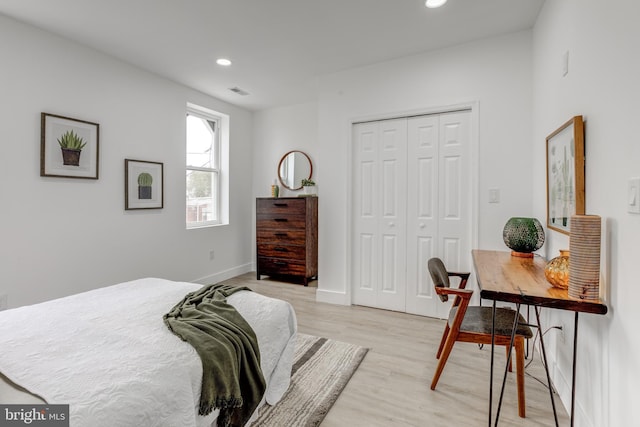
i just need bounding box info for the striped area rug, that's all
[252,333,369,427]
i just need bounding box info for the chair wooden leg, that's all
[430,327,458,390]
[515,336,526,418]
[505,346,513,372]
[436,324,450,359]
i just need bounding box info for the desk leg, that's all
[489,299,496,427]
[493,302,520,427]
[534,306,560,427]
[525,305,530,359]
[571,312,579,427]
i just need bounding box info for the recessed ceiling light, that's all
[425,0,447,8]
[216,58,232,66]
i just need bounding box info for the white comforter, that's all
[0,278,297,427]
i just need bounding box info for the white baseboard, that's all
[192,263,253,285]
[315,288,350,305]
[548,348,593,427]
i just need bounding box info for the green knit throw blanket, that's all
[163,283,266,427]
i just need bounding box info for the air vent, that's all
[229,87,250,96]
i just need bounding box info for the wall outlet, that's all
[562,50,569,77]
[209,250,215,261]
[488,188,500,203]
[557,322,565,344]
[0,294,8,311]
[628,177,640,213]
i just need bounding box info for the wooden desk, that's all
[472,250,607,427]
[473,250,607,314]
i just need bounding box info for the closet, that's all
[351,110,471,317]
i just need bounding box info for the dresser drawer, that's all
[258,257,307,276]
[257,229,306,245]
[256,214,306,230]
[257,243,305,261]
[257,198,306,215]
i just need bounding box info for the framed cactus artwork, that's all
[125,159,164,210]
[546,115,585,235]
[40,113,99,179]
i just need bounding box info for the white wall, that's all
[0,15,255,308]
[252,102,318,200]
[313,31,534,303]
[532,1,640,425]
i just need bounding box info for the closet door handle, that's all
[419,223,426,229]
[388,222,395,227]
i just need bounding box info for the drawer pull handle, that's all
[274,247,288,252]
[274,218,288,222]
[274,261,288,266]
[274,233,288,237]
[273,203,288,207]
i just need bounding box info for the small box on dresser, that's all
[256,197,318,286]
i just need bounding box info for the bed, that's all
[0,278,297,426]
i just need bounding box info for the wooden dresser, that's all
[256,197,318,285]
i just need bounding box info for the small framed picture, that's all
[546,116,585,234]
[125,159,164,210]
[41,113,99,179]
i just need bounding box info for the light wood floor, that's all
[224,273,569,427]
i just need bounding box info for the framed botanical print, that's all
[125,159,164,210]
[41,113,99,179]
[546,116,585,234]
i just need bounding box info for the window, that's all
[186,105,228,228]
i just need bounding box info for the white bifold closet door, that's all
[352,111,471,318]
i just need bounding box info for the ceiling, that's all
[0,0,544,111]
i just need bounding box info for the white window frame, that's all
[186,103,229,229]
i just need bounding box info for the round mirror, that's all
[278,150,312,190]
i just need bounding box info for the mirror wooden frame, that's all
[277,150,313,191]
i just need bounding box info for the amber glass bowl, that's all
[545,250,570,289]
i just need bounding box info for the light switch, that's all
[628,178,640,214]
[489,188,500,204]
